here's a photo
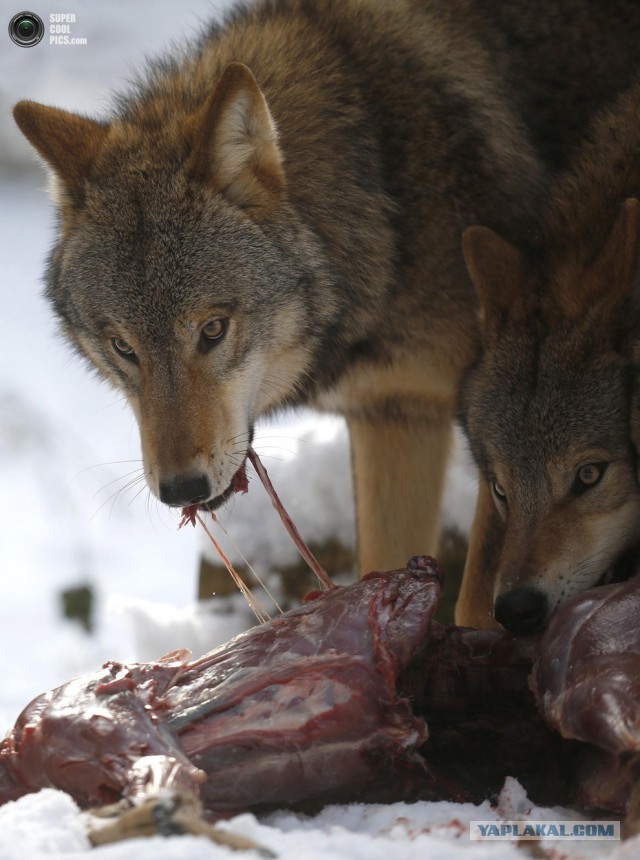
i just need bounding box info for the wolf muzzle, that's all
[493,587,548,636]
[158,473,213,507]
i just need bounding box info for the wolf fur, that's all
[456,85,640,632]
[12,0,640,577]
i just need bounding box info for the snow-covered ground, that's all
[0,1,632,858]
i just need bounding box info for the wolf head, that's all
[459,199,640,634]
[13,64,338,509]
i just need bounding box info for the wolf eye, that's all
[199,318,228,353]
[492,480,507,501]
[202,319,226,340]
[573,462,607,493]
[111,337,136,359]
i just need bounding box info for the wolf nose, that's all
[159,474,212,507]
[493,587,548,636]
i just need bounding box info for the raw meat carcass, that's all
[1,556,639,837]
[0,559,443,814]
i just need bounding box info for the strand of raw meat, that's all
[247,447,334,591]
[211,512,283,615]
[181,449,333,595]
[195,512,271,623]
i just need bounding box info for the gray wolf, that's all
[11,0,640,578]
[456,84,640,633]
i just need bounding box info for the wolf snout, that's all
[493,586,548,636]
[158,474,212,507]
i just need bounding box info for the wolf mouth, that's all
[195,427,255,512]
[202,462,250,512]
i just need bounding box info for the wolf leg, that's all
[455,480,502,628]
[347,410,451,575]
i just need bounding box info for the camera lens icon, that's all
[9,12,44,46]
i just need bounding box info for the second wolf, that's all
[457,84,640,633]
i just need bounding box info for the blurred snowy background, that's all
[0,3,566,858]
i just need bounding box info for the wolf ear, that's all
[13,101,108,205]
[188,63,285,215]
[462,226,526,331]
[583,197,640,305]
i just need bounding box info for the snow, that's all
[0,1,632,857]
[0,780,632,860]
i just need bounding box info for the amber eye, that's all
[199,319,228,353]
[574,463,607,493]
[202,319,226,341]
[112,337,135,358]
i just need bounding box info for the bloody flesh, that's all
[533,574,640,756]
[0,564,441,813]
[1,561,640,817]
